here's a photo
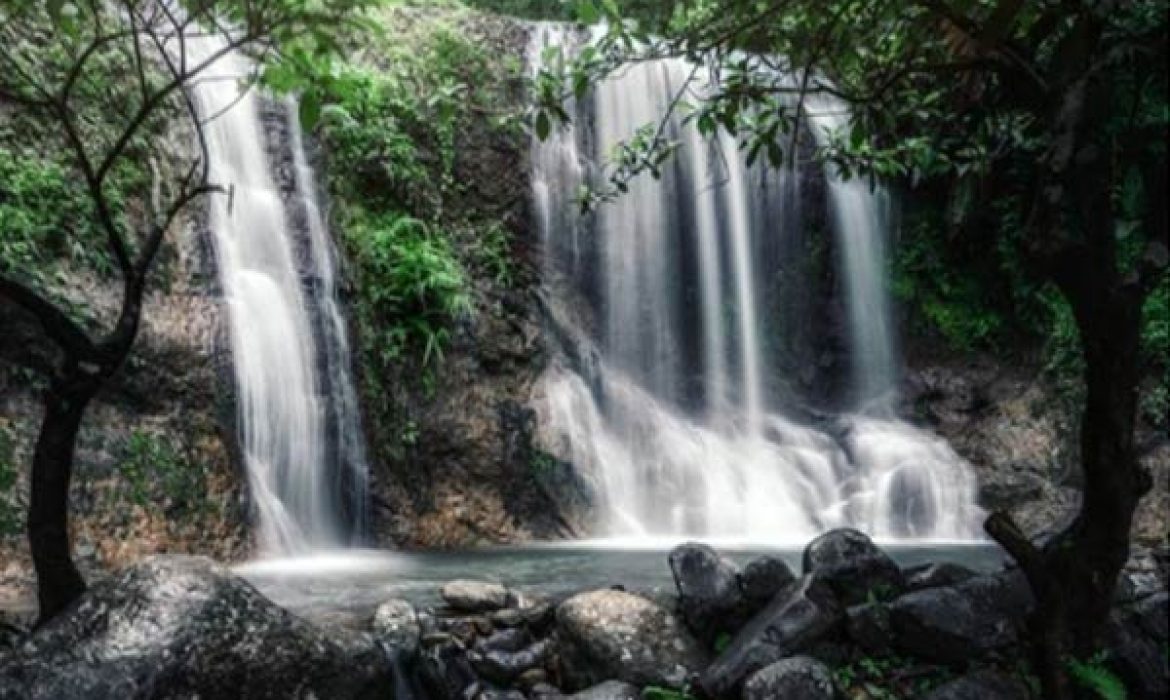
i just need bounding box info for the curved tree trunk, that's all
[988,274,1147,700]
[28,369,101,623]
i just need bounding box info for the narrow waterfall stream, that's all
[189,39,367,555]
[530,26,982,541]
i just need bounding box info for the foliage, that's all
[0,147,121,280]
[116,429,209,516]
[346,212,471,367]
[461,0,670,24]
[0,0,380,345]
[832,654,954,699]
[1066,653,1127,700]
[282,4,525,389]
[469,221,516,288]
[891,225,1004,351]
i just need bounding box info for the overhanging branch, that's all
[0,276,97,360]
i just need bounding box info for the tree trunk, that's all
[990,265,1149,699]
[28,368,101,623]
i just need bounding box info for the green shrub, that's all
[0,147,119,279]
[117,430,207,515]
[891,217,1007,351]
[348,212,471,366]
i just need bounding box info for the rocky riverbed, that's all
[1,530,1166,700]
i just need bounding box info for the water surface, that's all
[238,540,1008,619]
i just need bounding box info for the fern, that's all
[1066,654,1127,700]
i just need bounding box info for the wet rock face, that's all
[0,556,394,700]
[355,13,567,550]
[700,575,842,698]
[555,589,707,691]
[741,656,836,700]
[803,528,905,605]
[901,356,1168,550]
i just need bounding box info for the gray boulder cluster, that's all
[1,531,1167,699]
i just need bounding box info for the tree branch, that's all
[0,276,97,360]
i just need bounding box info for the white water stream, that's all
[530,25,981,541]
[188,38,367,555]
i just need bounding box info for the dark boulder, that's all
[669,542,750,643]
[519,601,556,635]
[565,680,641,699]
[845,602,892,653]
[739,555,796,605]
[555,589,707,691]
[889,570,1031,664]
[1105,605,1169,700]
[802,529,905,605]
[475,627,533,655]
[741,656,836,700]
[699,575,842,699]
[372,598,421,659]
[920,670,1030,700]
[904,562,977,591]
[477,688,526,700]
[469,638,552,685]
[0,621,23,654]
[0,556,392,700]
[440,580,509,613]
[1132,591,1168,642]
[419,640,479,700]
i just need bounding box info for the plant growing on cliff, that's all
[289,5,526,393]
[539,1,1167,698]
[348,212,471,366]
[0,0,376,623]
[117,429,208,516]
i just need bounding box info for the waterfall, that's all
[530,26,982,541]
[188,38,367,555]
[805,97,898,407]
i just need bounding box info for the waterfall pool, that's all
[237,540,1007,620]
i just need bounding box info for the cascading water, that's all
[188,38,367,555]
[805,97,898,407]
[529,25,981,541]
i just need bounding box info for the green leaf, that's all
[535,110,551,140]
[575,0,599,24]
[299,92,321,130]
